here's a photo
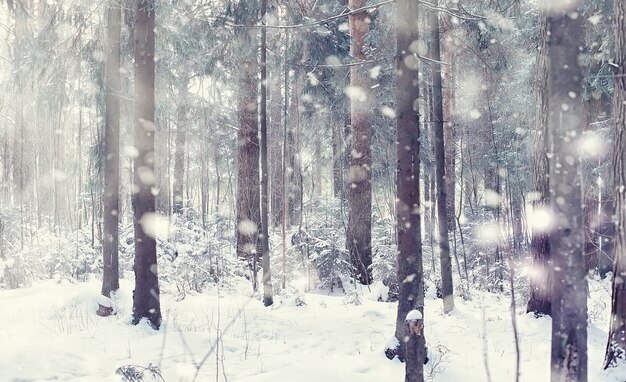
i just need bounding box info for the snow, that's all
[1,277,625,381]
[406,309,423,321]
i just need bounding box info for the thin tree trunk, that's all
[100,0,121,310]
[260,0,273,307]
[429,2,454,313]
[173,80,189,215]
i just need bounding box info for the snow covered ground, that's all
[1,277,625,382]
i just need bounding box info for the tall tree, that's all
[428,1,454,314]
[347,0,373,285]
[100,0,121,313]
[604,0,626,369]
[259,0,273,306]
[172,79,189,215]
[391,0,425,379]
[527,15,551,316]
[547,1,587,380]
[233,1,261,291]
[132,0,161,329]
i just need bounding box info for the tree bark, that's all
[260,0,273,306]
[235,10,261,292]
[172,80,189,215]
[132,0,161,330]
[429,2,454,313]
[547,2,587,380]
[347,0,373,285]
[604,0,626,369]
[527,15,552,317]
[101,0,121,306]
[390,1,426,380]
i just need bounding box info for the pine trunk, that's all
[101,0,121,305]
[236,21,261,292]
[260,0,273,306]
[429,2,454,313]
[604,0,626,369]
[132,0,161,330]
[393,1,425,380]
[347,0,373,285]
[548,2,587,380]
[527,15,552,317]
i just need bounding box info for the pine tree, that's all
[547,1,587,379]
[391,0,425,379]
[100,0,122,315]
[604,0,626,369]
[347,0,373,285]
[132,0,161,330]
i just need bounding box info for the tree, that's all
[390,0,425,379]
[527,15,551,317]
[259,0,273,306]
[172,79,189,215]
[233,1,261,292]
[100,0,122,315]
[132,0,162,330]
[428,1,454,314]
[347,0,373,285]
[547,1,587,380]
[604,0,626,369]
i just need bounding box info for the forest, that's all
[0,0,625,381]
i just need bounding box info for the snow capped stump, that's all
[406,309,423,336]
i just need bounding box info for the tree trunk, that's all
[260,0,273,306]
[527,15,552,317]
[429,2,454,314]
[132,0,161,330]
[604,0,626,369]
[391,1,425,380]
[547,2,587,380]
[347,0,373,285]
[235,14,261,292]
[172,80,189,215]
[101,0,121,310]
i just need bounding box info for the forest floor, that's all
[1,276,625,382]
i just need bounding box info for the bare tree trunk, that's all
[527,15,552,317]
[547,2,587,380]
[260,0,273,306]
[132,0,161,330]
[100,0,121,310]
[429,2,454,313]
[389,1,425,380]
[347,0,372,285]
[235,9,261,292]
[604,0,626,369]
[173,80,189,215]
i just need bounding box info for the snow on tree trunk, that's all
[547,2,587,380]
[132,0,161,330]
